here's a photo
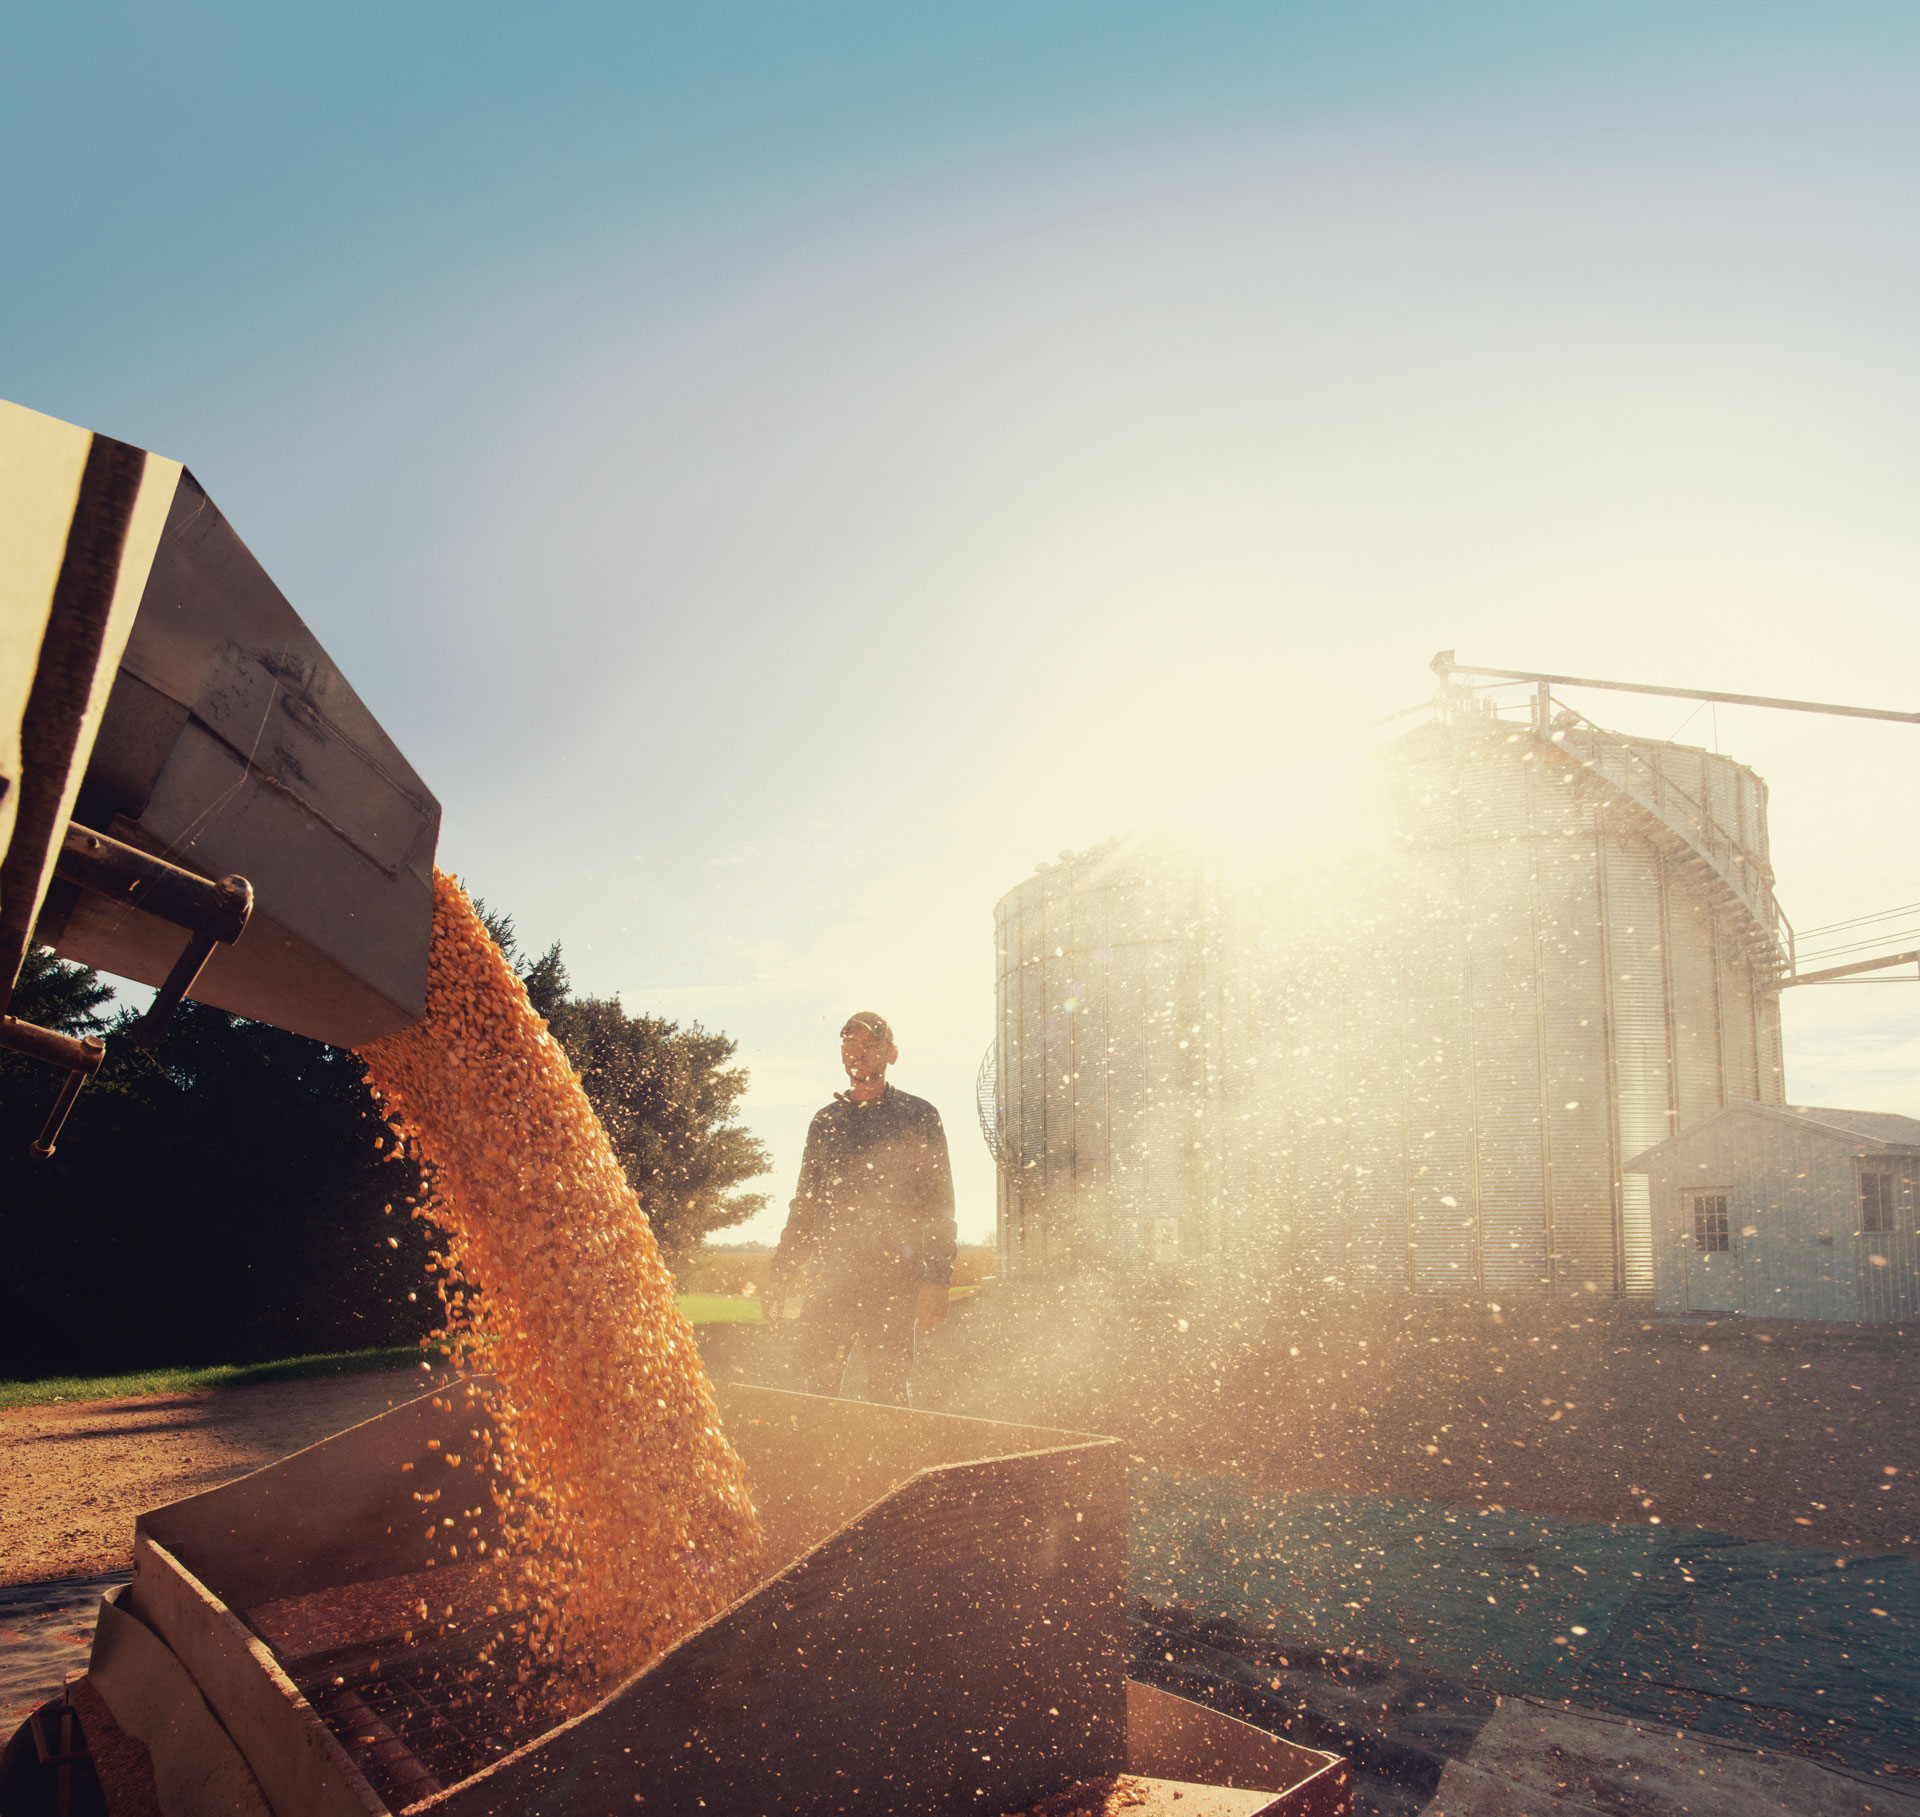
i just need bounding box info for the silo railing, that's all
[1555,717,1794,974]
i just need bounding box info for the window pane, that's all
[1692,1192,1729,1253]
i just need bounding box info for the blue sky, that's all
[8,4,1919,1240]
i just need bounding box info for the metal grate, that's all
[289,1623,550,1800]
[975,1040,1001,1165]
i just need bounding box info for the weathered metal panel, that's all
[1074,889,1113,1270]
[1018,946,1049,1256]
[125,1384,1138,1817]
[1403,799,1478,1295]
[1716,938,1761,1104]
[1738,770,1758,859]
[1856,1159,1919,1324]
[1,408,179,996]
[1756,984,1787,1104]
[1292,1100,1350,1284]
[1469,818,1549,1294]
[1000,945,1022,1268]
[1087,854,1210,1280]
[1644,1110,1753,1315]
[125,1537,385,1817]
[1042,885,1076,1259]
[88,1587,276,1817]
[1603,833,1670,1295]
[1638,1106,1920,1322]
[1125,1681,1351,1815]
[1658,745,1707,857]
[1006,895,1021,1275]
[46,471,440,1048]
[1113,891,1171,1279]
[1746,1125,1788,1318]
[1148,944,1206,1265]
[1668,889,1723,1130]
[1106,938,1150,1276]
[1642,1151,1682,1313]
[1705,755,1739,847]
[1767,1122,1853,1320]
[1537,806,1615,1294]
[1016,885,1050,1271]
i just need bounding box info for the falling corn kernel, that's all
[359,869,764,1713]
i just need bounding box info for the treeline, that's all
[0,916,767,1379]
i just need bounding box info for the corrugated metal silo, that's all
[1380,706,1789,1295]
[989,695,1791,1299]
[992,838,1217,1281]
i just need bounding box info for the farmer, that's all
[762,1011,957,1405]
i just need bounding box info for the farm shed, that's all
[1626,1103,1920,1322]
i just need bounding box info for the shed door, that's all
[1856,1162,1918,1324]
[1684,1190,1741,1313]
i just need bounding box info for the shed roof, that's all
[1625,1101,1920,1170]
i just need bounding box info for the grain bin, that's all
[989,687,1790,1300]
[991,837,1218,1283]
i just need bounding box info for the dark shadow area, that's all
[1132,1602,1495,1817]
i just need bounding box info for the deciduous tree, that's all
[479,905,770,1260]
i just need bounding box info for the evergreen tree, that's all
[0,950,432,1377]
[0,906,768,1378]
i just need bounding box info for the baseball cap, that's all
[841,1011,894,1043]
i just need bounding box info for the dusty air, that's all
[4,18,1920,1809]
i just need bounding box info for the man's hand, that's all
[915,1282,950,1333]
[760,1289,784,1324]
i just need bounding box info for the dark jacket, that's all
[770,1084,957,1299]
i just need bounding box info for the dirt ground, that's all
[3,1298,1915,1592]
[0,1367,448,1587]
[5,1305,1910,1810]
[905,1291,1920,1557]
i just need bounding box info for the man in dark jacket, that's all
[762,1011,957,1405]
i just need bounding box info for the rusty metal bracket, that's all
[0,1018,106,1158]
[51,822,254,1049]
[124,920,236,1049]
[27,1688,90,1817]
[2,823,252,1155]
[55,822,252,943]
[27,1696,89,1769]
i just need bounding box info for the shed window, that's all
[1860,1169,1896,1235]
[1690,1192,1729,1253]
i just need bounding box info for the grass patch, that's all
[0,1289,984,1409]
[676,1287,984,1326]
[0,1343,454,1412]
[676,1293,765,1325]
[0,1294,766,1408]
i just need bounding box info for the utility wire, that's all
[1796,900,1920,940]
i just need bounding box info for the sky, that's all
[6,3,1918,1243]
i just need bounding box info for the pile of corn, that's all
[1012,1778,1153,1816]
[359,870,763,1710]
